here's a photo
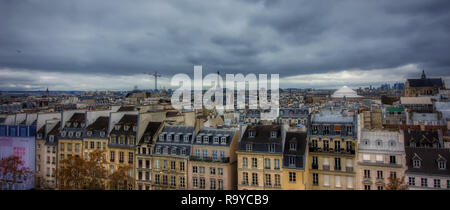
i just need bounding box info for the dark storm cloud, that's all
[0,0,449,90]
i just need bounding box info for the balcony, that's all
[323,165,330,171]
[309,147,355,155]
[189,156,230,163]
[334,167,341,171]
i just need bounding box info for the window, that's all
[376,155,383,162]
[210,167,216,175]
[242,172,248,185]
[274,174,281,187]
[154,174,160,184]
[75,144,79,152]
[363,154,370,162]
[264,158,271,169]
[199,166,205,174]
[171,161,176,170]
[265,174,272,186]
[267,143,275,153]
[183,135,189,142]
[434,179,441,188]
[163,160,168,169]
[193,177,198,188]
[155,160,160,169]
[323,175,330,187]
[212,150,218,161]
[210,179,216,190]
[252,158,258,168]
[200,178,205,189]
[180,176,185,188]
[334,140,340,151]
[218,179,223,190]
[195,149,200,158]
[377,186,383,190]
[180,162,185,171]
[347,177,353,189]
[248,130,255,137]
[242,157,248,168]
[413,159,421,168]
[438,161,446,170]
[335,176,341,188]
[289,172,296,183]
[377,171,383,179]
[246,144,252,152]
[252,173,258,186]
[421,178,428,187]
[390,172,397,179]
[218,168,223,176]
[220,137,227,144]
[203,136,209,144]
[323,140,329,150]
[334,158,341,171]
[162,175,168,185]
[119,152,124,163]
[270,131,277,138]
[67,143,72,151]
[213,137,219,144]
[312,173,319,185]
[364,185,371,190]
[390,156,396,164]
[202,150,208,158]
[170,176,176,187]
[97,142,101,149]
[274,159,280,170]
[364,170,371,178]
[192,166,198,173]
[289,156,295,166]
[90,141,94,149]
[409,177,415,186]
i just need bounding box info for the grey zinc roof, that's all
[161,125,195,134]
[313,113,353,123]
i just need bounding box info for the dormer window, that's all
[37,134,43,139]
[171,148,177,155]
[61,131,66,137]
[68,132,73,137]
[76,132,81,138]
[73,122,78,127]
[87,131,92,136]
[124,126,129,131]
[269,143,276,153]
[413,159,421,168]
[248,131,255,138]
[203,136,209,144]
[246,144,252,152]
[183,135,190,143]
[100,131,105,137]
[270,131,277,138]
[289,143,296,151]
[133,126,137,132]
[81,123,85,128]
[49,135,54,142]
[174,134,180,142]
[66,122,71,127]
[376,140,382,147]
[213,137,219,144]
[220,137,227,145]
[159,134,165,141]
[389,140,396,147]
[438,160,446,170]
[156,147,161,154]
[181,148,186,155]
[115,125,120,130]
[167,134,172,142]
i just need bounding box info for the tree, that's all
[0,156,33,190]
[108,165,134,190]
[385,175,408,190]
[57,150,108,190]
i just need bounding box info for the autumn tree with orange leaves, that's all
[57,149,108,190]
[0,156,33,190]
[108,164,134,190]
[385,175,408,190]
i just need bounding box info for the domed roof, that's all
[332,86,361,98]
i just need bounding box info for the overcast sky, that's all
[1,0,449,91]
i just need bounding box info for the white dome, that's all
[332,86,361,98]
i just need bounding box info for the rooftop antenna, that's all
[144,71,161,91]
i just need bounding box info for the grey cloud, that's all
[0,0,449,90]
